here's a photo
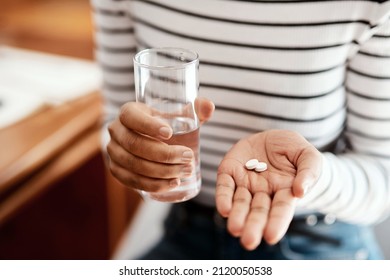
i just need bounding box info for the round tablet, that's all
[245,159,259,170]
[255,162,268,172]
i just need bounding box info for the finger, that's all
[119,102,173,140]
[108,159,180,193]
[109,121,194,164]
[107,139,193,179]
[227,187,252,238]
[216,172,236,217]
[292,146,322,198]
[240,192,271,251]
[195,97,215,125]
[263,188,297,245]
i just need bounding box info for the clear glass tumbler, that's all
[133,47,201,203]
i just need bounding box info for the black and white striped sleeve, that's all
[90,0,136,149]
[299,14,390,225]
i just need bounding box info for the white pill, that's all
[245,159,259,170]
[255,162,268,172]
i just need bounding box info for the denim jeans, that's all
[139,201,384,260]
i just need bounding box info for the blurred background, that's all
[0,0,141,259]
[0,0,389,260]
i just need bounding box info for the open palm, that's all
[216,130,322,250]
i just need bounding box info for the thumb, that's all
[292,147,322,198]
[119,102,173,140]
[195,97,215,125]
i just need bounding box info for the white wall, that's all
[112,200,170,260]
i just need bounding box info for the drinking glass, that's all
[133,47,201,203]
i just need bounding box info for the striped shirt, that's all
[91,0,390,225]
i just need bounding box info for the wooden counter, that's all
[0,93,102,225]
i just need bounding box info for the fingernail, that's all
[182,150,193,162]
[159,127,171,138]
[181,165,193,176]
[169,178,180,188]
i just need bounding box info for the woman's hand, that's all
[216,130,322,250]
[107,97,214,193]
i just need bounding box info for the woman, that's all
[91,0,390,259]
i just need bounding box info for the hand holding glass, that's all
[133,47,201,203]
